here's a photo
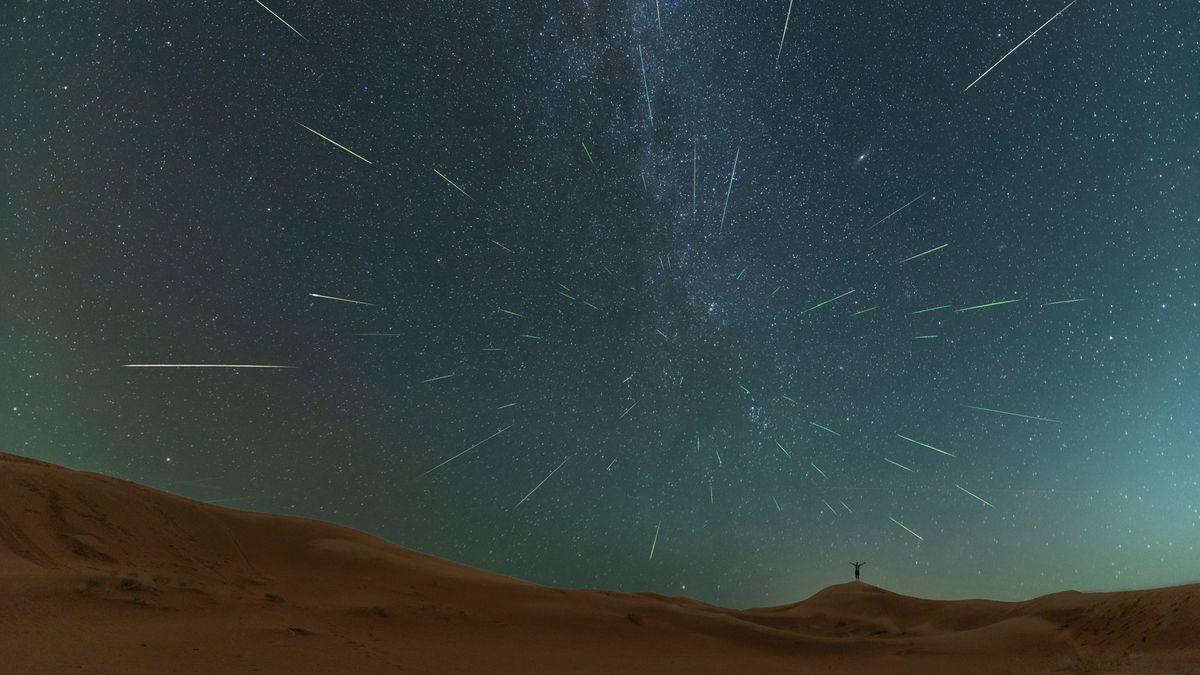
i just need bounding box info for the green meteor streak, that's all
[521,334,542,340]
[581,142,594,164]
[955,483,994,507]
[956,298,1022,312]
[432,168,476,201]
[889,517,924,541]
[897,243,948,264]
[822,500,838,516]
[638,45,653,126]
[491,239,514,253]
[810,462,827,479]
[773,496,781,511]
[679,375,684,386]
[809,422,841,437]
[499,308,525,318]
[739,384,751,395]
[774,441,791,457]
[884,458,915,472]
[961,404,1062,423]
[558,291,576,300]
[1042,298,1087,306]
[497,402,517,410]
[896,433,955,457]
[782,395,797,404]
[583,300,600,310]
[715,449,722,466]
[852,306,878,316]
[736,266,747,280]
[803,289,856,313]
[770,286,782,297]
[913,335,938,340]
[710,482,714,504]
[909,304,951,315]
[839,500,853,513]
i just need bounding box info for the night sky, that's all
[5,1,1199,608]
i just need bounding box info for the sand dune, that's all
[1,451,1196,674]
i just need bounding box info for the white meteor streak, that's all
[123,364,296,369]
[963,0,1077,92]
[649,521,661,560]
[296,123,373,165]
[421,373,455,384]
[719,147,740,232]
[420,425,514,477]
[253,0,306,40]
[775,0,795,66]
[619,400,640,420]
[309,293,376,306]
[513,456,569,508]
[865,190,928,231]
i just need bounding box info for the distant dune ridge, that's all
[1,452,1197,674]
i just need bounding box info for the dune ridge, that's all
[1,451,1196,674]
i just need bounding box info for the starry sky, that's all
[4,1,1199,608]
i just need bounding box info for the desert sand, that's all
[1,451,1196,674]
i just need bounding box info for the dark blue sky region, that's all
[3,1,1198,607]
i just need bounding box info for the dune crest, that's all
[1,451,1196,674]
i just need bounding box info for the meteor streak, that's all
[432,168,476,201]
[1042,298,1086,306]
[822,500,837,516]
[839,500,853,513]
[803,289,856,313]
[581,142,594,164]
[884,457,915,472]
[296,123,372,164]
[961,404,1062,423]
[897,243,948,264]
[619,400,640,419]
[309,293,375,306]
[852,306,878,316]
[810,462,828,479]
[775,0,795,66]
[774,441,791,457]
[692,140,697,216]
[865,191,928,231]
[123,364,295,369]
[499,308,525,318]
[955,483,995,508]
[649,522,661,560]
[956,298,1022,312]
[421,373,455,384]
[639,46,653,126]
[253,0,305,40]
[889,516,924,541]
[963,0,1078,92]
[513,456,569,508]
[719,147,740,231]
[896,433,955,457]
[810,422,841,436]
[909,304,951,315]
[420,425,514,477]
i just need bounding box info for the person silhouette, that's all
[851,561,866,580]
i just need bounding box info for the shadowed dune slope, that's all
[2,452,1197,674]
